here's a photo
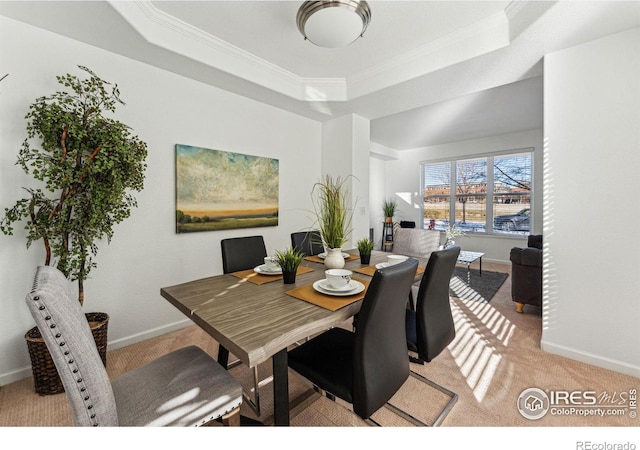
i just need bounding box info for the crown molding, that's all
[109,1,512,103]
[108,0,344,101]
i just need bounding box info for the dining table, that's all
[160,249,425,426]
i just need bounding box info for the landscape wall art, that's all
[175,144,279,233]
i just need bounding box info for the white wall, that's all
[370,129,544,262]
[541,27,640,377]
[0,17,322,385]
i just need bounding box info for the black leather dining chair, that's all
[221,235,267,274]
[290,230,324,257]
[220,235,268,416]
[287,258,419,424]
[395,246,460,426]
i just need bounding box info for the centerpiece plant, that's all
[311,175,354,269]
[311,175,353,249]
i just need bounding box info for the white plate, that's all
[317,279,358,292]
[253,264,282,275]
[318,252,350,259]
[312,280,365,297]
[375,262,391,269]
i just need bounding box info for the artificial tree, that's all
[1,66,148,306]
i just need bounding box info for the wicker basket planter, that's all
[25,312,109,396]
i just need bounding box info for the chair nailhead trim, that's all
[32,293,100,427]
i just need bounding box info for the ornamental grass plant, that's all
[311,175,353,250]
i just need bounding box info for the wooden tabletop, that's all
[160,250,422,368]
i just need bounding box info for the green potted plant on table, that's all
[356,237,375,265]
[273,246,305,284]
[311,175,354,270]
[382,198,397,222]
[0,66,148,395]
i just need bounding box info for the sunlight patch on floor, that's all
[450,275,486,302]
[448,297,515,401]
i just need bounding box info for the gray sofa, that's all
[392,226,441,259]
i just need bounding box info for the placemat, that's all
[353,264,425,277]
[304,253,360,264]
[286,277,370,311]
[231,265,314,285]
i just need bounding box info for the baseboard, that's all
[541,339,640,378]
[105,318,193,351]
[0,319,193,388]
[482,257,510,265]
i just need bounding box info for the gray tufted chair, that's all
[25,266,242,426]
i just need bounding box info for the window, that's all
[422,150,532,235]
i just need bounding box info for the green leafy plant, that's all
[311,175,354,249]
[0,66,148,306]
[356,237,375,256]
[273,246,305,272]
[383,198,397,218]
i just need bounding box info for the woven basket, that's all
[25,312,109,396]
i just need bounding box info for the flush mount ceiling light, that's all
[297,1,372,48]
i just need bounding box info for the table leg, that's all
[217,345,229,368]
[479,256,483,276]
[272,348,290,426]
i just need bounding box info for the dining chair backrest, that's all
[353,257,419,418]
[26,266,243,427]
[290,230,324,256]
[25,265,119,426]
[220,235,267,273]
[413,246,461,362]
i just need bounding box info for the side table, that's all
[457,250,485,283]
[381,221,394,252]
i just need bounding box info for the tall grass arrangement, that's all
[311,175,353,249]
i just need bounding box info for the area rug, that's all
[449,267,508,303]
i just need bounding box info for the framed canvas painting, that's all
[175,144,279,233]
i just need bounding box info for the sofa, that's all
[392,225,441,259]
[391,225,442,309]
[509,234,543,313]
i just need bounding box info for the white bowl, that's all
[387,254,408,266]
[325,269,352,289]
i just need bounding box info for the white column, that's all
[321,114,370,249]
